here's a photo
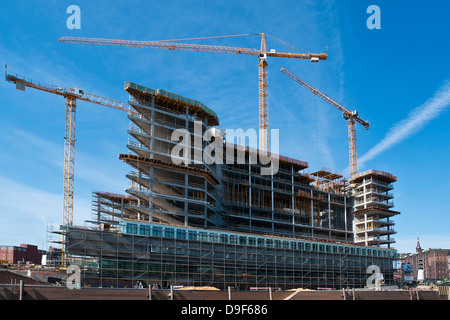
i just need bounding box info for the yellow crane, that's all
[280,67,370,179]
[58,33,327,152]
[5,70,132,264]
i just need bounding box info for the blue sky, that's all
[0,0,449,254]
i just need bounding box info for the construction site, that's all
[3,32,441,300]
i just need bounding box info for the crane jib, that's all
[58,37,328,60]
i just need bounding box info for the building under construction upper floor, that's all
[352,170,399,248]
[111,81,364,243]
[96,81,401,245]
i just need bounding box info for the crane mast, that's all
[258,33,269,151]
[280,67,369,179]
[59,33,327,152]
[6,71,131,265]
[63,96,77,228]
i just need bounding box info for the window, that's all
[210,233,218,243]
[176,229,186,240]
[152,226,162,237]
[188,231,197,241]
[257,238,265,247]
[126,223,133,234]
[220,234,229,244]
[199,232,208,242]
[164,228,174,238]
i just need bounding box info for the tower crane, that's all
[5,70,132,263]
[58,33,328,152]
[280,67,370,179]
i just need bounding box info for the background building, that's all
[0,244,46,265]
[400,237,449,283]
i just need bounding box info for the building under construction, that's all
[59,81,399,290]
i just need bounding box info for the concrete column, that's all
[204,178,208,228]
[310,189,314,238]
[149,167,153,222]
[120,198,124,220]
[363,178,367,209]
[150,96,155,158]
[19,280,24,300]
[344,196,348,241]
[291,166,295,236]
[271,169,274,234]
[249,164,252,232]
[328,193,331,239]
[184,173,188,226]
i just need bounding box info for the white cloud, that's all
[359,80,450,168]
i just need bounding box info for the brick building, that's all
[0,244,46,265]
[400,237,450,282]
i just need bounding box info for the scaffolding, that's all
[65,220,396,290]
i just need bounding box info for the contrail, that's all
[359,80,450,168]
